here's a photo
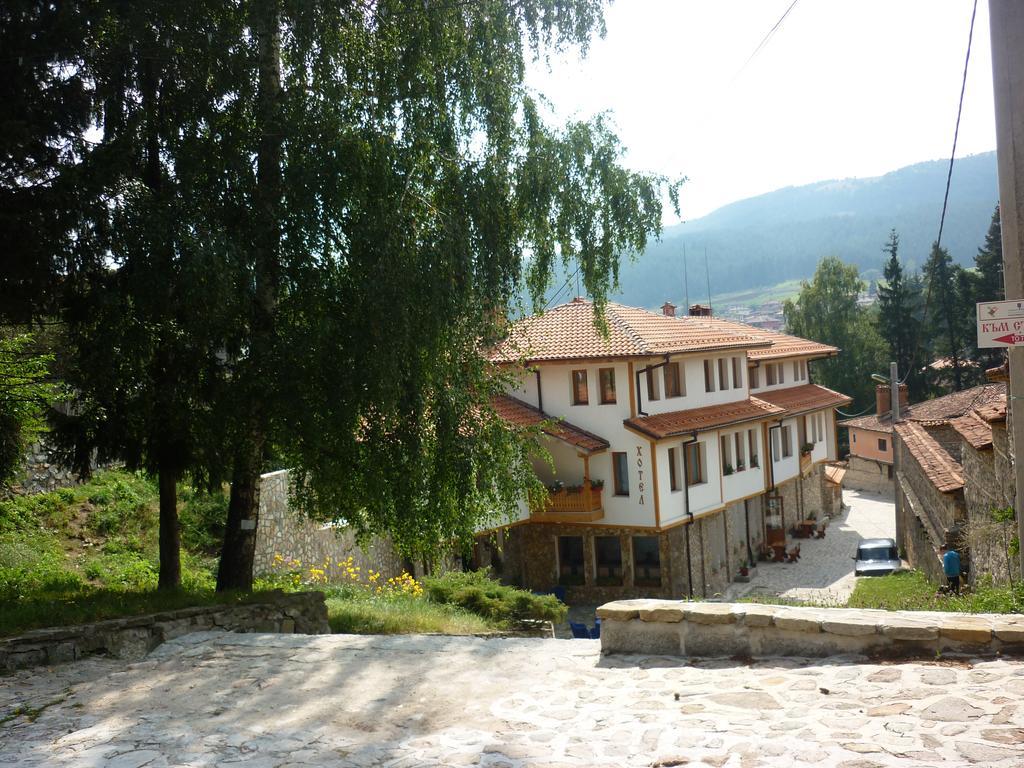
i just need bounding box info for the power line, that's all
[903,0,978,386]
[731,0,800,83]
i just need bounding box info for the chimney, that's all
[876,385,891,418]
[876,383,909,418]
[689,303,712,317]
[661,301,676,317]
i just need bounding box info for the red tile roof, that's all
[950,412,993,450]
[895,421,964,493]
[491,394,609,453]
[976,394,1007,423]
[699,318,840,361]
[623,397,784,440]
[839,383,1007,432]
[491,299,772,363]
[755,383,852,417]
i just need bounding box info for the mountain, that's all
[605,152,998,309]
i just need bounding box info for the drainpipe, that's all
[680,431,698,598]
[635,355,672,416]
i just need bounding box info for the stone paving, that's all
[3,630,1024,767]
[734,489,898,604]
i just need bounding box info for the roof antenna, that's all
[576,266,580,299]
[683,242,689,311]
[704,246,712,314]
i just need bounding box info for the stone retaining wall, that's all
[842,455,892,494]
[597,599,1024,659]
[0,591,329,673]
[254,470,408,581]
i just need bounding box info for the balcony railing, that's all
[799,450,813,476]
[533,481,604,522]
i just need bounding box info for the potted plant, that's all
[590,478,604,490]
[800,442,814,455]
[723,462,734,476]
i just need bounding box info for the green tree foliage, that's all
[875,230,921,385]
[922,242,978,393]
[783,257,886,411]
[7,1,677,590]
[975,205,1004,303]
[0,335,55,486]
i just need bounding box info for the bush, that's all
[83,552,158,591]
[179,487,228,554]
[422,570,566,625]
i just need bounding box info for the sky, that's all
[525,0,997,223]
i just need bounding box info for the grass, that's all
[847,570,1024,613]
[325,590,493,635]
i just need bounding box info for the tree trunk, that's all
[157,462,181,591]
[216,0,281,591]
[217,434,263,591]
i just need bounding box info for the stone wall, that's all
[896,474,944,583]
[843,455,893,494]
[253,470,408,582]
[896,437,965,540]
[0,591,329,672]
[4,439,89,497]
[597,599,1024,659]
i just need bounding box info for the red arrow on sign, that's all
[993,333,1024,345]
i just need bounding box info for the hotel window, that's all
[685,442,706,486]
[748,428,760,468]
[704,360,715,393]
[800,360,808,380]
[878,438,888,452]
[557,536,585,585]
[732,357,743,389]
[599,367,617,405]
[793,361,800,381]
[612,452,629,496]
[633,536,662,587]
[664,362,683,398]
[720,434,733,472]
[594,536,623,586]
[766,364,777,386]
[781,425,793,457]
[750,366,759,389]
[571,369,588,405]
[718,358,729,390]
[818,413,826,441]
[735,432,746,471]
[668,447,680,491]
[646,367,661,401]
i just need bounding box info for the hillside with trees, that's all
[608,152,998,309]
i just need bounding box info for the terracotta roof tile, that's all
[491,299,772,363]
[491,394,608,453]
[986,362,1010,382]
[976,394,1007,423]
[950,412,993,450]
[895,421,964,493]
[698,318,840,360]
[839,383,1007,431]
[623,397,784,440]
[824,464,847,486]
[755,383,852,417]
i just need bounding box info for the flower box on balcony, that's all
[534,480,605,521]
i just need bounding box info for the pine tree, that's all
[923,243,975,392]
[976,205,1004,303]
[876,230,919,382]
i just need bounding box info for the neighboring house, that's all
[480,298,851,601]
[838,384,909,493]
[891,375,1016,586]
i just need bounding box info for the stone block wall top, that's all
[597,599,1022,659]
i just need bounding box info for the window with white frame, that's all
[646,367,661,401]
[750,366,759,388]
[732,357,743,389]
[718,358,728,390]
[721,434,734,473]
[734,431,746,471]
[748,428,760,468]
[704,360,715,393]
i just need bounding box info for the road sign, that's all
[978,301,1024,347]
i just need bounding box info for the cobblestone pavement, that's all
[2,631,1023,767]
[734,489,897,604]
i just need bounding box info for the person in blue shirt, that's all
[940,545,961,595]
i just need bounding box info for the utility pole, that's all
[989,0,1024,576]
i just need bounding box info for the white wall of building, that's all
[749,355,812,395]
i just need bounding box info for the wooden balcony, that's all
[799,451,813,476]
[532,481,605,522]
